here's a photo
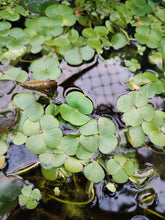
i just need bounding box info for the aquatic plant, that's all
[0,0,165,219]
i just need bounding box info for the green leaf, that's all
[99,134,117,154]
[111,33,127,49]
[40,115,62,149]
[64,48,83,65]
[31,189,41,200]
[30,57,61,81]
[76,145,94,160]
[80,119,98,135]
[82,28,96,38]
[66,91,93,115]
[37,17,63,36]
[98,117,116,134]
[4,68,28,82]
[0,140,8,155]
[80,135,99,153]
[26,199,38,209]
[106,155,135,183]
[23,119,40,136]
[26,134,47,154]
[128,126,145,147]
[60,104,89,126]
[61,135,80,155]
[64,157,83,173]
[19,194,28,206]
[13,93,44,122]
[51,154,66,167]
[45,4,76,26]
[135,26,162,48]
[13,132,27,145]
[123,109,142,126]
[84,162,105,183]
[22,186,32,196]
[41,166,58,181]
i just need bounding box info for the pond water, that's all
[1,55,165,220]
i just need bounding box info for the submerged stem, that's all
[47,182,95,205]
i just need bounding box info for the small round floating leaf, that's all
[39,151,53,165]
[123,109,142,126]
[60,104,89,126]
[23,119,40,136]
[80,45,95,61]
[26,134,47,154]
[149,130,165,147]
[13,92,36,110]
[30,57,61,81]
[41,166,58,181]
[111,33,127,49]
[80,135,98,153]
[25,102,44,122]
[67,29,79,42]
[82,28,96,38]
[98,117,116,134]
[94,26,109,36]
[19,194,28,206]
[26,199,38,209]
[76,145,94,160]
[128,126,145,148]
[51,154,66,167]
[0,140,8,155]
[124,160,135,176]
[64,48,82,65]
[22,186,32,197]
[142,121,157,135]
[80,118,98,135]
[84,162,105,183]
[64,157,83,173]
[138,104,155,122]
[61,136,80,155]
[43,128,63,149]
[6,68,28,82]
[99,134,117,154]
[66,91,93,115]
[117,94,134,112]
[13,132,27,145]
[31,189,41,200]
[87,38,102,50]
[130,92,148,107]
[40,115,59,130]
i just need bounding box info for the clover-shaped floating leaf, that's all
[135,26,162,48]
[26,115,63,154]
[60,91,93,126]
[64,157,83,173]
[13,92,44,122]
[117,91,155,126]
[125,59,141,72]
[126,0,154,16]
[127,72,165,98]
[39,149,66,167]
[142,110,165,147]
[106,155,135,183]
[6,28,29,50]
[30,57,61,80]
[127,126,146,148]
[80,117,117,154]
[0,140,8,155]
[37,17,63,37]
[19,186,41,209]
[57,36,95,65]
[0,67,28,82]
[84,161,105,183]
[45,4,76,26]
[82,26,110,50]
[111,32,127,49]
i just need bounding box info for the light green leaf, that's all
[64,157,83,173]
[84,162,105,183]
